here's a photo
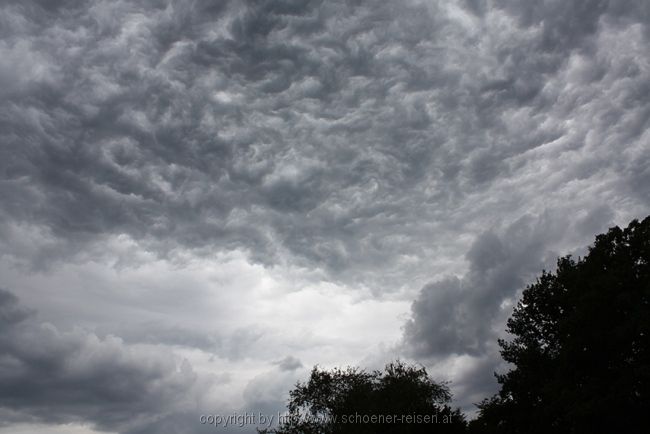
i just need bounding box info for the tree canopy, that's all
[260,361,466,434]
[471,216,650,434]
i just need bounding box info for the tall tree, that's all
[471,216,650,434]
[261,361,466,434]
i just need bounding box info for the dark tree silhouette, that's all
[471,216,650,434]
[260,361,466,434]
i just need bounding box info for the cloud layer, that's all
[1,0,649,432]
[2,0,647,282]
[0,288,213,433]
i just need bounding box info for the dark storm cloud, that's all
[0,288,213,433]
[0,287,32,325]
[2,0,646,283]
[273,355,303,371]
[404,214,558,358]
[402,207,618,407]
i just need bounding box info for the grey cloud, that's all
[241,363,308,423]
[273,355,303,372]
[95,318,266,363]
[495,0,650,50]
[401,205,614,415]
[403,209,615,358]
[123,412,241,434]
[0,287,32,326]
[448,348,509,415]
[402,207,619,407]
[0,0,648,291]
[104,321,223,353]
[223,327,266,362]
[0,289,214,433]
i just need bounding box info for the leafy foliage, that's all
[261,361,466,434]
[471,216,650,434]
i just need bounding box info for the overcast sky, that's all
[1,0,649,433]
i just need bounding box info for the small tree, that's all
[471,216,650,434]
[261,360,466,433]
